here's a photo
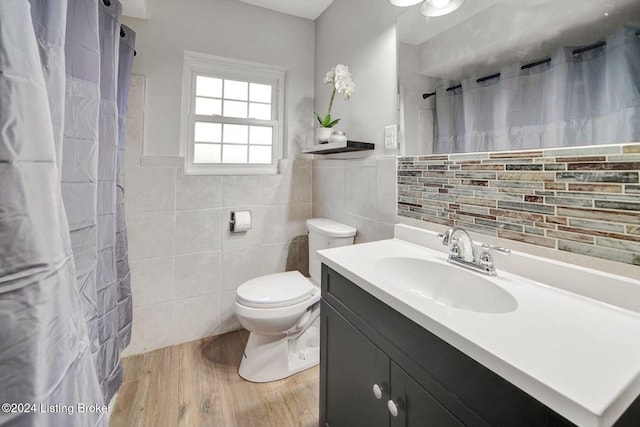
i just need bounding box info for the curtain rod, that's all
[422,40,607,100]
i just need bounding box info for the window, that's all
[180,51,285,175]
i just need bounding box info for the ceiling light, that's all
[388,0,465,17]
[420,0,464,16]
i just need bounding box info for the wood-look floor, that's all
[109,330,319,427]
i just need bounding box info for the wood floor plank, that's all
[121,354,144,384]
[110,330,319,427]
[138,345,180,426]
[109,379,140,426]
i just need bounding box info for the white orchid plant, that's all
[315,64,355,128]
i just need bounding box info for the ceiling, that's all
[120,0,335,21]
[236,0,335,20]
[398,0,640,80]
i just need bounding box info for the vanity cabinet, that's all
[320,264,640,427]
[322,297,461,427]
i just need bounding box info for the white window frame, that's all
[180,51,286,175]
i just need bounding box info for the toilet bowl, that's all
[234,218,356,383]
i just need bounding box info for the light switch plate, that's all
[385,125,397,149]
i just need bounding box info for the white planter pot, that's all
[315,127,332,144]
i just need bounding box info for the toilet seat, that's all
[236,271,315,309]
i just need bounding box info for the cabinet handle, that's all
[387,400,399,417]
[372,384,383,399]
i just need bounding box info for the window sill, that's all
[184,164,278,176]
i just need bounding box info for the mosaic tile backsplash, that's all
[398,144,640,266]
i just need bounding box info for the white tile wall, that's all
[175,209,222,254]
[312,157,398,245]
[129,257,174,307]
[127,211,175,260]
[173,293,221,343]
[176,172,222,210]
[123,75,397,358]
[124,166,176,213]
[121,75,313,357]
[174,251,221,299]
[126,302,174,355]
[221,246,264,291]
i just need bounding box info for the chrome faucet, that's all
[440,227,474,263]
[438,227,510,275]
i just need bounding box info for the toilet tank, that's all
[306,218,357,285]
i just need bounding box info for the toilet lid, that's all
[236,271,316,308]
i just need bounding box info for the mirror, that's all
[397,0,640,155]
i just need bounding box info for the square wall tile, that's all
[175,209,222,254]
[376,221,396,241]
[124,166,176,213]
[124,75,145,167]
[173,294,220,343]
[222,175,263,207]
[262,203,311,244]
[312,165,345,213]
[344,213,378,244]
[346,166,377,219]
[377,157,398,223]
[219,290,242,334]
[176,172,222,210]
[263,159,312,205]
[261,242,294,275]
[174,251,222,299]
[221,246,264,291]
[130,257,174,308]
[126,211,175,260]
[124,302,173,355]
[221,207,263,249]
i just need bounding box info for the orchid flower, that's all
[315,64,355,128]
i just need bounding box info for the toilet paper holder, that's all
[230,210,252,233]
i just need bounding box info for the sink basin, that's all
[373,257,517,314]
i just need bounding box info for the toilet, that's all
[235,218,357,382]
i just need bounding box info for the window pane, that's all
[195,97,222,116]
[249,126,272,145]
[222,144,248,163]
[249,103,271,120]
[223,124,248,144]
[224,80,248,101]
[196,76,222,98]
[194,122,221,142]
[224,100,247,118]
[249,146,272,164]
[249,83,271,103]
[194,143,221,163]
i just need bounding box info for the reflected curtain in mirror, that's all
[434,26,640,153]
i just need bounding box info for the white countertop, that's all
[318,235,640,427]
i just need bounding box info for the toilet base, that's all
[238,319,320,383]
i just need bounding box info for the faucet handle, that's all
[438,228,454,246]
[481,243,511,255]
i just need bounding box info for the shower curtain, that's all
[434,26,640,153]
[0,0,134,425]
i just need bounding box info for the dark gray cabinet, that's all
[320,264,640,427]
[323,301,389,427]
[322,298,461,427]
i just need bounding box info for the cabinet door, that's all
[389,362,463,427]
[322,302,390,427]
